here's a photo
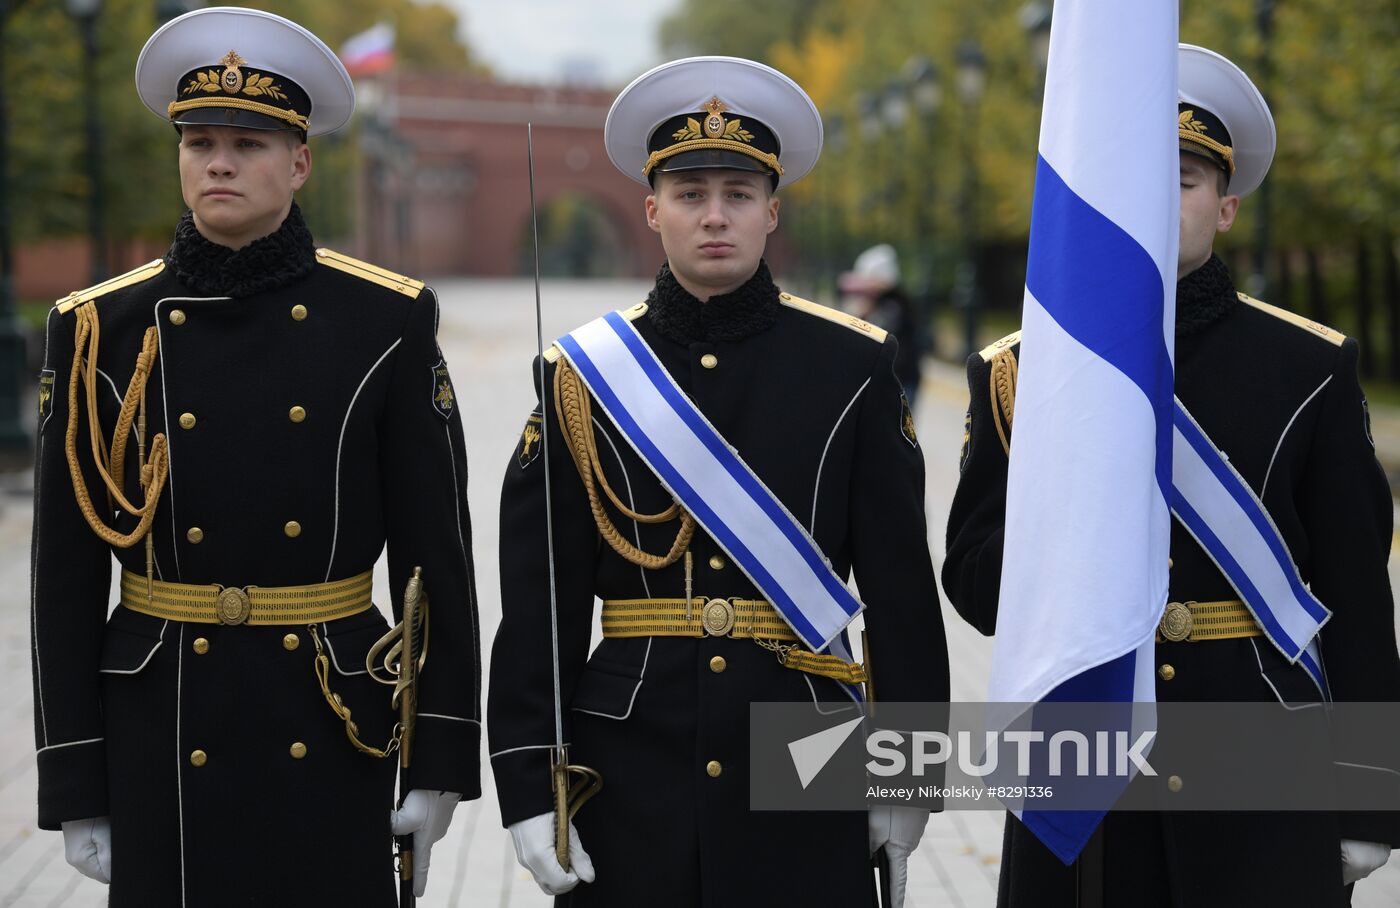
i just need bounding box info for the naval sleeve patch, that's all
[430,359,456,420]
[38,370,55,425]
[960,410,971,471]
[900,393,918,447]
[519,412,543,468]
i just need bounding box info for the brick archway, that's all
[358,75,662,278]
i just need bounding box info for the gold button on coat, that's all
[178,412,196,430]
[709,656,727,673]
[186,527,204,544]
[168,309,186,326]
[291,304,308,321]
[284,521,302,538]
[700,353,718,369]
[289,406,306,423]
[1167,775,1183,793]
[190,749,207,767]
[192,637,209,655]
[290,742,307,759]
[708,555,725,570]
[1157,664,1176,681]
[706,760,723,777]
[283,633,300,652]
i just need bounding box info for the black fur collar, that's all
[166,203,316,298]
[1176,254,1237,337]
[645,260,781,345]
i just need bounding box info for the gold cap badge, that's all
[220,50,247,94]
[703,96,727,138]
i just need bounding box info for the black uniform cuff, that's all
[408,717,481,801]
[491,748,559,827]
[37,739,109,830]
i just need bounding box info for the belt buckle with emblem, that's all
[216,586,253,625]
[701,598,736,637]
[1159,601,1194,642]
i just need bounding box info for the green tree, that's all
[3,0,481,258]
[658,0,832,64]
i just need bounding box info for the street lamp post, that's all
[66,0,106,285]
[1251,0,1275,300]
[154,0,191,23]
[819,113,847,299]
[901,55,941,358]
[0,0,33,453]
[879,78,909,244]
[955,39,987,359]
[855,91,885,239]
[1019,2,1053,90]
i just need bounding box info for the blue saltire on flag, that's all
[986,0,1179,864]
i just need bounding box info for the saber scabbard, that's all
[365,567,429,905]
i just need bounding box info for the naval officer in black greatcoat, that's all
[488,56,949,906]
[943,44,1400,907]
[31,8,480,905]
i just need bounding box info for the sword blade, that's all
[529,123,576,872]
[527,124,566,755]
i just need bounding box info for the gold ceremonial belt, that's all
[600,597,866,685]
[601,597,797,641]
[1156,599,1262,643]
[120,569,374,626]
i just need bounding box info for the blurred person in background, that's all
[840,243,924,406]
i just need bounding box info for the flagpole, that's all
[1075,823,1105,908]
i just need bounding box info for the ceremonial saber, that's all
[527,124,601,872]
[864,629,894,907]
[396,567,427,907]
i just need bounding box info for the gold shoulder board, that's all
[1237,294,1344,347]
[778,292,887,343]
[315,248,425,299]
[979,330,1022,363]
[543,343,563,364]
[56,259,166,315]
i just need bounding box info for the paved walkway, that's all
[2,278,1397,905]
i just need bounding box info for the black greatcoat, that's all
[30,208,481,907]
[488,264,950,906]
[943,257,1400,908]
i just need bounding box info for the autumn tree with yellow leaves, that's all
[661,0,1400,370]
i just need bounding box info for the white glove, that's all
[60,816,112,884]
[869,805,929,907]
[1340,838,1391,885]
[508,811,596,895]
[389,789,460,898]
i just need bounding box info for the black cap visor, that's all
[1179,139,1230,176]
[650,148,776,186]
[173,106,295,132]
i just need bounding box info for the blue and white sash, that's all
[1170,399,1331,698]
[556,311,864,658]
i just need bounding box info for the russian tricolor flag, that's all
[987,0,1179,863]
[340,23,395,77]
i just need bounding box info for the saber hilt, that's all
[550,745,603,869]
